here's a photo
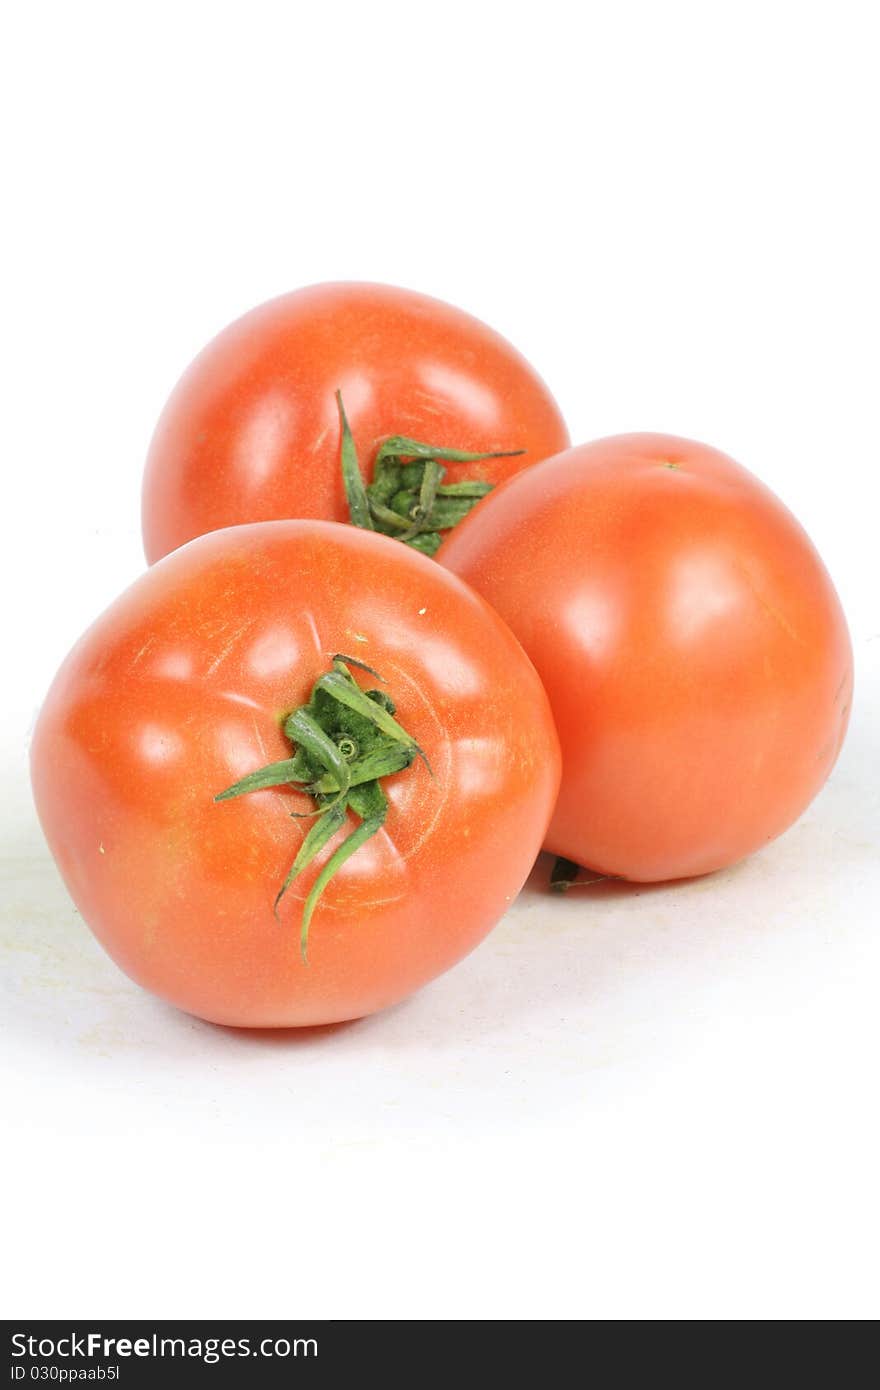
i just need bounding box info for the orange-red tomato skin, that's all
[441,434,853,881]
[31,522,561,1026]
[141,282,569,563]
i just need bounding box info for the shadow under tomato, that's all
[210,1016,364,1047]
[199,993,419,1046]
[520,850,744,903]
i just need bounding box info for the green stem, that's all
[550,857,581,892]
[300,783,388,961]
[336,391,373,531]
[550,857,610,893]
[215,655,425,960]
[336,390,524,553]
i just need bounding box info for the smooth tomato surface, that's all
[32,522,560,1026]
[441,435,853,881]
[142,282,569,563]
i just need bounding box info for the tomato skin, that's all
[141,282,569,563]
[441,435,853,881]
[31,522,561,1026]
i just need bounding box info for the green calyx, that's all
[215,655,427,960]
[336,390,523,556]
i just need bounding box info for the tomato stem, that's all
[215,655,425,960]
[336,390,523,555]
[549,856,581,892]
[549,857,610,893]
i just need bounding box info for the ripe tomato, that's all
[441,435,853,881]
[141,282,569,563]
[31,522,561,1027]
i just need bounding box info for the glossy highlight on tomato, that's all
[441,434,853,881]
[141,282,569,563]
[31,522,561,1027]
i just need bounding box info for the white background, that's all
[2,1,878,1320]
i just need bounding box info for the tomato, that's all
[31,521,561,1027]
[441,434,853,881]
[141,282,569,563]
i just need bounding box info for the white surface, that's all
[3,0,879,1321]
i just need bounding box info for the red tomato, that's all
[441,435,853,881]
[141,282,569,563]
[31,522,560,1026]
